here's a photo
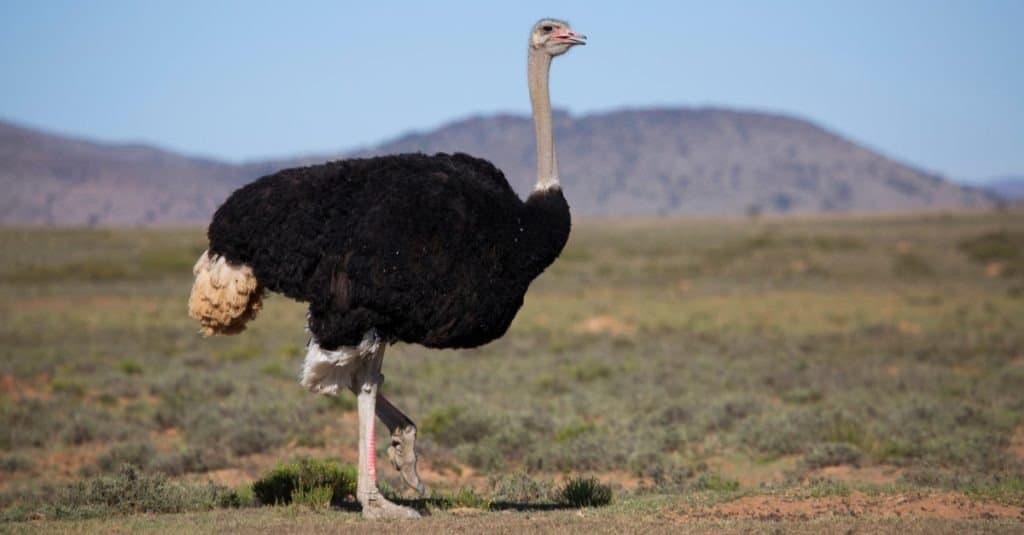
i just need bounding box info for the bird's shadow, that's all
[332,497,577,515]
[486,501,576,512]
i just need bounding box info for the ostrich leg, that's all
[353,346,420,519]
[376,390,426,495]
[348,377,425,495]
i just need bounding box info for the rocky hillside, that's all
[0,120,258,226]
[0,108,994,225]
[358,109,992,216]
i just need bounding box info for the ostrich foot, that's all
[360,491,421,520]
[387,425,425,495]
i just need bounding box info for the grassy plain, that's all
[1,210,1023,532]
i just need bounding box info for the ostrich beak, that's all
[555,29,587,45]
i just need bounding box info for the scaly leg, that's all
[349,375,425,495]
[353,346,419,519]
[376,390,425,495]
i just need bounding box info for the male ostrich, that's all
[188,19,585,518]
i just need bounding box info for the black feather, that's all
[207,152,570,350]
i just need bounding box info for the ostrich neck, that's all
[519,48,570,280]
[528,49,557,190]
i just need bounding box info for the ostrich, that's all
[188,19,585,519]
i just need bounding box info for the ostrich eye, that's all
[542,25,553,32]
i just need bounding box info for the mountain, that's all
[350,109,992,216]
[0,108,994,225]
[0,120,258,226]
[979,175,1024,202]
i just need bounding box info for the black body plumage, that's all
[207,152,570,350]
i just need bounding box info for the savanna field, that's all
[1,211,1023,533]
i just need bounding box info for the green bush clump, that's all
[421,405,495,447]
[0,454,33,473]
[251,458,356,506]
[559,476,613,508]
[742,408,865,457]
[488,471,557,504]
[118,359,143,375]
[151,447,229,476]
[958,230,1022,264]
[892,252,933,277]
[555,421,596,443]
[692,472,740,492]
[291,485,334,511]
[528,431,624,472]
[804,442,863,469]
[51,465,226,519]
[428,486,492,510]
[702,397,759,431]
[95,441,156,473]
[217,484,255,508]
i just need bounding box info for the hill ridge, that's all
[0,107,993,225]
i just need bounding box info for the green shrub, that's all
[528,431,623,472]
[742,409,865,457]
[428,486,491,510]
[118,359,143,375]
[702,397,759,431]
[639,461,703,494]
[217,484,255,508]
[652,403,693,425]
[51,465,225,518]
[151,447,228,476]
[175,397,314,457]
[61,410,129,446]
[488,472,557,504]
[95,442,156,473]
[291,485,333,511]
[555,421,595,442]
[224,425,281,457]
[804,442,863,469]
[892,252,933,277]
[781,387,823,404]
[51,378,86,398]
[0,453,33,473]
[692,472,740,492]
[958,230,1022,264]
[559,476,612,507]
[421,405,495,447]
[251,458,356,506]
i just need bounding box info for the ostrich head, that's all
[530,18,586,56]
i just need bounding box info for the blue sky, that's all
[1,1,1021,183]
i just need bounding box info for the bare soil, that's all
[682,491,1024,521]
[1010,426,1024,461]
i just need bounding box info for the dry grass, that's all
[1,209,1023,529]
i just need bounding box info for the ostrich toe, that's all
[388,425,425,495]
[361,491,421,519]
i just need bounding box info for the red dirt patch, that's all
[685,491,1023,521]
[1010,426,1024,461]
[40,446,103,480]
[709,454,800,488]
[986,261,1006,277]
[573,315,636,336]
[149,427,184,453]
[200,468,252,488]
[0,373,53,401]
[591,470,644,491]
[809,464,902,485]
